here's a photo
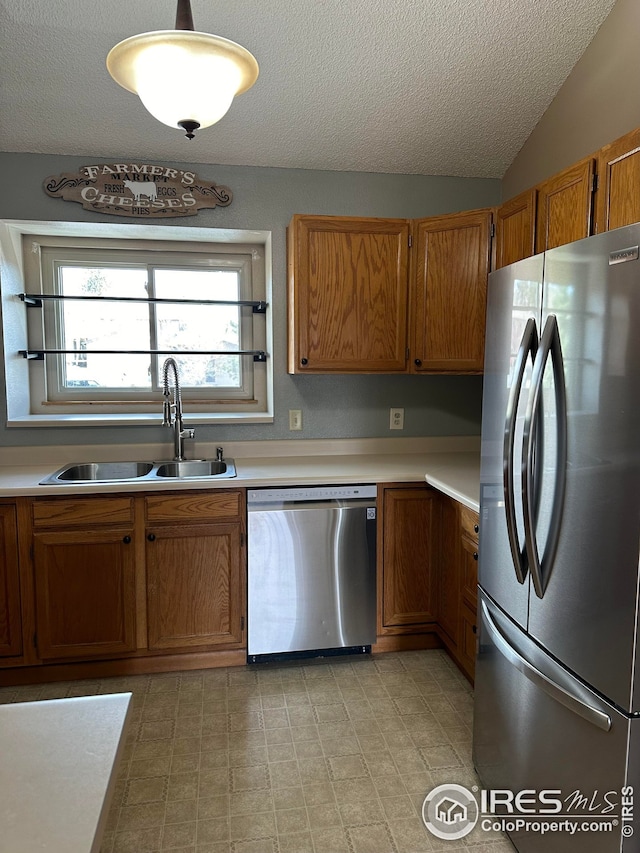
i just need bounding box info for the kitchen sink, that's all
[40,458,236,485]
[154,459,235,479]
[45,461,155,483]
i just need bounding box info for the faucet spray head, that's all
[162,394,172,426]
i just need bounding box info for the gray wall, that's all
[0,152,500,448]
[503,0,640,199]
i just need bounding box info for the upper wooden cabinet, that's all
[535,156,595,253]
[287,215,410,373]
[0,504,22,659]
[494,189,537,269]
[288,211,491,374]
[411,209,492,373]
[595,127,640,234]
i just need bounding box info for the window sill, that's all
[6,411,274,428]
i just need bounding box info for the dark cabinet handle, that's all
[147,533,156,542]
[301,358,308,365]
[473,551,478,561]
[122,535,131,544]
[414,358,422,366]
[472,624,477,634]
[474,524,479,534]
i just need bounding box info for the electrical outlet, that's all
[389,407,404,430]
[289,409,303,431]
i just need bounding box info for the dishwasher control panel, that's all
[247,484,377,504]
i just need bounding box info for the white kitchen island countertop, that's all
[0,693,132,853]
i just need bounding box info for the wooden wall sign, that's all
[43,162,233,218]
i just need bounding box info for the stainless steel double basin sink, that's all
[40,458,236,485]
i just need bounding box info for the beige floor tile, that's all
[310,826,351,853]
[277,830,314,852]
[3,650,518,853]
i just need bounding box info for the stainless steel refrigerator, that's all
[473,224,640,852]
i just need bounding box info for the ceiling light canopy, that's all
[106,0,259,139]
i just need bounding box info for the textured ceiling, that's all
[0,0,617,178]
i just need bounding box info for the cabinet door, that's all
[0,505,21,658]
[595,127,640,233]
[535,156,595,253]
[494,189,537,268]
[287,215,410,373]
[411,209,492,373]
[379,487,439,633]
[146,523,244,650]
[437,495,461,646]
[34,528,136,659]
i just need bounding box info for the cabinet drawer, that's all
[460,505,480,542]
[145,490,242,523]
[32,497,134,528]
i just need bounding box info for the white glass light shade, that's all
[107,31,259,131]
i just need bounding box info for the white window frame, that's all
[0,221,273,427]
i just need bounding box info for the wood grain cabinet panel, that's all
[32,497,133,528]
[33,528,136,660]
[288,215,410,373]
[411,209,492,373]
[494,189,537,269]
[146,523,244,650]
[595,127,640,233]
[378,486,439,634]
[436,494,461,646]
[145,491,241,523]
[535,156,595,253]
[0,505,22,658]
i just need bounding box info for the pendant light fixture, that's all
[106,0,259,139]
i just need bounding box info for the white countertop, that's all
[0,437,480,511]
[0,693,132,853]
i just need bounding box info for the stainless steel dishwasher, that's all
[247,485,377,662]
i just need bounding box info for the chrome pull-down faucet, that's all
[161,357,195,461]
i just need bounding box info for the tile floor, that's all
[0,649,513,853]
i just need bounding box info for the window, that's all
[11,230,271,424]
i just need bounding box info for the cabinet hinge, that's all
[408,234,413,248]
[591,173,598,193]
[490,222,495,238]
[240,532,246,547]
[405,348,410,360]
[241,616,245,631]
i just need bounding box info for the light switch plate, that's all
[289,409,303,430]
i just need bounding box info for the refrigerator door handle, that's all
[503,316,538,584]
[481,599,612,732]
[522,314,568,598]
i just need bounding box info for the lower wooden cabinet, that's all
[437,494,461,646]
[437,496,479,682]
[7,482,478,682]
[0,504,22,659]
[378,485,480,680]
[146,523,244,651]
[378,485,439,635]
[33,527,137,660]
[26,490,246,665]
[31,496,137,660]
